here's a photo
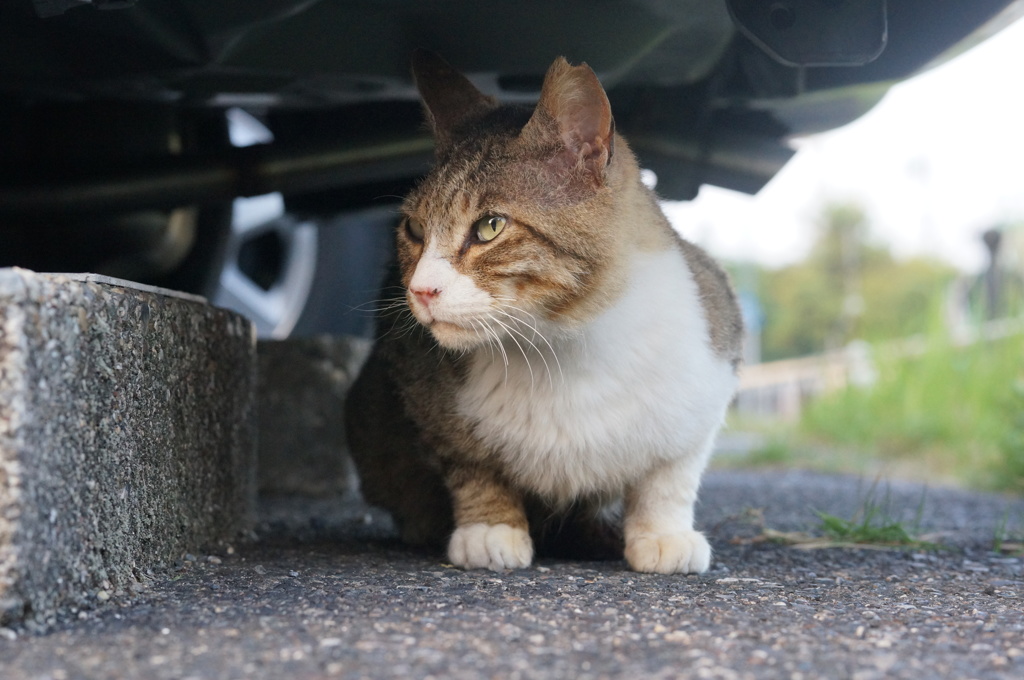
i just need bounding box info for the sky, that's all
[664,11,1024,274]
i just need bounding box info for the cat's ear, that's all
[522,58,615,183]
[411,50,498,149]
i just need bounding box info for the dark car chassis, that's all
[1,0,1021,335]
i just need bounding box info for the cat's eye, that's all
[475,216,507,242]
[406,218,425,242]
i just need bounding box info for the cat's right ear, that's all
[521,58,615,186]
[411,50,498,150]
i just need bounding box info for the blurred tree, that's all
[861,257,957,338]
[756,200,957,361]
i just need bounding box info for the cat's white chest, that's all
[455,249,738,501]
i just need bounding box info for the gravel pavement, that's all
[2,469,1023,679]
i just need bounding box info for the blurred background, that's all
[681,18,1024,492]
[2,1,1022,493]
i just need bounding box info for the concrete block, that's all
[0,269,256,626]
[256,336,369,496]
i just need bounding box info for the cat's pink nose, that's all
[411,286,441,309]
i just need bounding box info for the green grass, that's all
[797,331,1024,492]
[813,497,938,550]
[993,509,1024,555]
[737,439,793,466]
[816,510,916,545]
[714,427,896,480]
[759,484,944,552]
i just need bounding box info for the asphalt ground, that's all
[2,469,1023,679]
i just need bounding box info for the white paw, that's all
[625,530,711,574]
[448,523,534,571]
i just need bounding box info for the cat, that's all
[345,50,743,574]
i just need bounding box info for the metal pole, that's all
[0,136,435,218]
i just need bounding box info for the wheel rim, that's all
[212,192,318,338]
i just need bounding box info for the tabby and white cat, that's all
[345,51,743,574]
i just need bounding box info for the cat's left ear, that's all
[522,58,615,182]
[411,49,498,150]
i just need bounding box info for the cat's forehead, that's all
[408,145,520,222]
[403,103,595,231]
[406,105,539,214]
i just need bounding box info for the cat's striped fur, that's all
[346,52,743,573]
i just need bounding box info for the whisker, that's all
[481,321,500,365]
[373,297,418,341]
[388,317,420,342]
[349,294,410,314]
[495,307,564,385]
[497,303,542,328]
[378,315,411,341]
[477,318,509,383]
[488,314,536,390]
[350,292,409,311]
[469,320,496,363]
[492,313,558,390]
[435,343,453,369]
[495,303,550,345]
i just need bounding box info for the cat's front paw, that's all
[448,523,534,571]
[625,530,711,574]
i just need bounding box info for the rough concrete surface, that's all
[0,268,256,628]
[256,337,369,496]
[0,470,1021,679]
